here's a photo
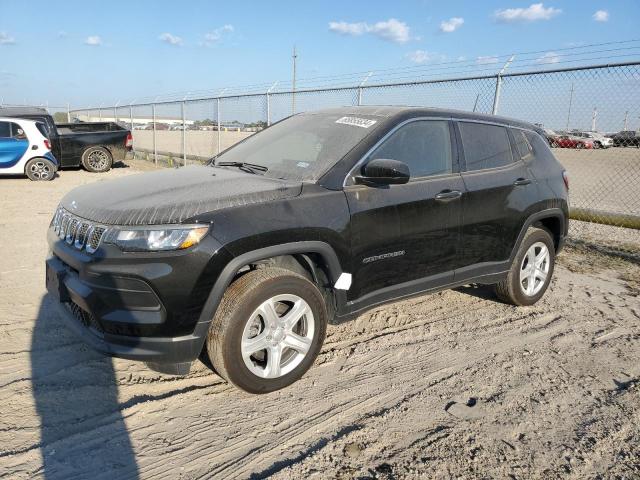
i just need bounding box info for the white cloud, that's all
[159,33,183,46]
[329,18,411,43]
[406,50,443,64]
[439,17,464,33]
[0,32,16,45]
[477,55,499,65]
[593,10,609,22]
[536,51,560,64]
[84,35,102,46]
[202,24,234,47]
[494,3,561,23]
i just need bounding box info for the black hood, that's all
[60,166,303,225]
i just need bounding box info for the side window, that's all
[459,122,513,171]
[0,122,10,138]
[10,123,27,140]
[513,129,533,160]
[368,120,452,178]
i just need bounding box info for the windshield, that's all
[214,112,381,181]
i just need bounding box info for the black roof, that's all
[308,106,536,131]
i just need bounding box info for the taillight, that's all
[125,132,133,148]
[44,139,51,150]
[562,170,569,191]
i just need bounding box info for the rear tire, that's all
[495,227,555,306]
[82,146,113,172]
[25,158,56,181]
[207,267,328,394]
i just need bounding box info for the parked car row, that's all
[540,127,640,149]
[0,107,133,181]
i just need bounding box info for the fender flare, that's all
[508,208,567,262]
[190,241,345,346]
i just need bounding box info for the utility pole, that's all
[291,45,297,115]
[565,83,574,131]
[623,110,629,130]
[591,107,597,132]
[491,55,514,115]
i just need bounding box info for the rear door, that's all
[455,121,537,279]
[344,119,465,302]
[0,122,29,169]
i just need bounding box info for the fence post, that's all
[266,81,278,126]
[114,101,119,123]
[129,104,134,153]
[67,103,71,122]
[152,103,157,165]
[181,100,186,166]
[491,55,514,115]
[217,97,221,155]
[357,72,372,106]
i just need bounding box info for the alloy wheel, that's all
[519,241,550,296]
[241,294,315,379]
[29,161,51,180]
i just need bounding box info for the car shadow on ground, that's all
[454,284,501,301]
[31,294,139,479]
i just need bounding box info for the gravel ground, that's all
[1,162,639,479]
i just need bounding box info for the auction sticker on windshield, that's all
[335,116,377,128]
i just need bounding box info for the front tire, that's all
[82,146,113,172]
[25,158,56,181]
[207,267,328,394]
[495,227,555,306]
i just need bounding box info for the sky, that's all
[0,0,639,108]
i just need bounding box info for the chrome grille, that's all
[51,207,108,254]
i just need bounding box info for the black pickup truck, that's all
[46,106,569,394]
[0,107,132,172]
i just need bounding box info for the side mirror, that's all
[355,158,410,186]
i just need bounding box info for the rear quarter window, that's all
[36,122,50,138]
[459,122,513,171]
[512,129,533,160]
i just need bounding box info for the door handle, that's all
[513,178,532,186]
[434,189,462,202]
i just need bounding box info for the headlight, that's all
[106,225,209,252]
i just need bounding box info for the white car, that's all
[573,131,613,148]
[0,117,59,180]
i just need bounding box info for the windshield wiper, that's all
[216,161,268,175]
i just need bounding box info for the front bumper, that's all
[46,226,231,367]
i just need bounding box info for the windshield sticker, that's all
[335,116,377,129]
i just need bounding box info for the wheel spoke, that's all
[258,299,280,328]
[535,245,548,265]
[241,331,269,355]
[265,345,283,378]
[281,299,308,330]
[283,332,311,354]
[535,267,547,283]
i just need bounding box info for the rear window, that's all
[0,122,10,138]
[459,122,513,171]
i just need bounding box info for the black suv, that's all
[46,107,569,393]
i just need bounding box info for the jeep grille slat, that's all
[51,207,108,254]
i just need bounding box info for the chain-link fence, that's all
[69,61,640,255]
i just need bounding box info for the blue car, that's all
[0,117,59,180]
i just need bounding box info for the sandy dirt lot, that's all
[1,162,639,479]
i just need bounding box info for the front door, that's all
[0,121,29,169]
[344,119,465,304]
